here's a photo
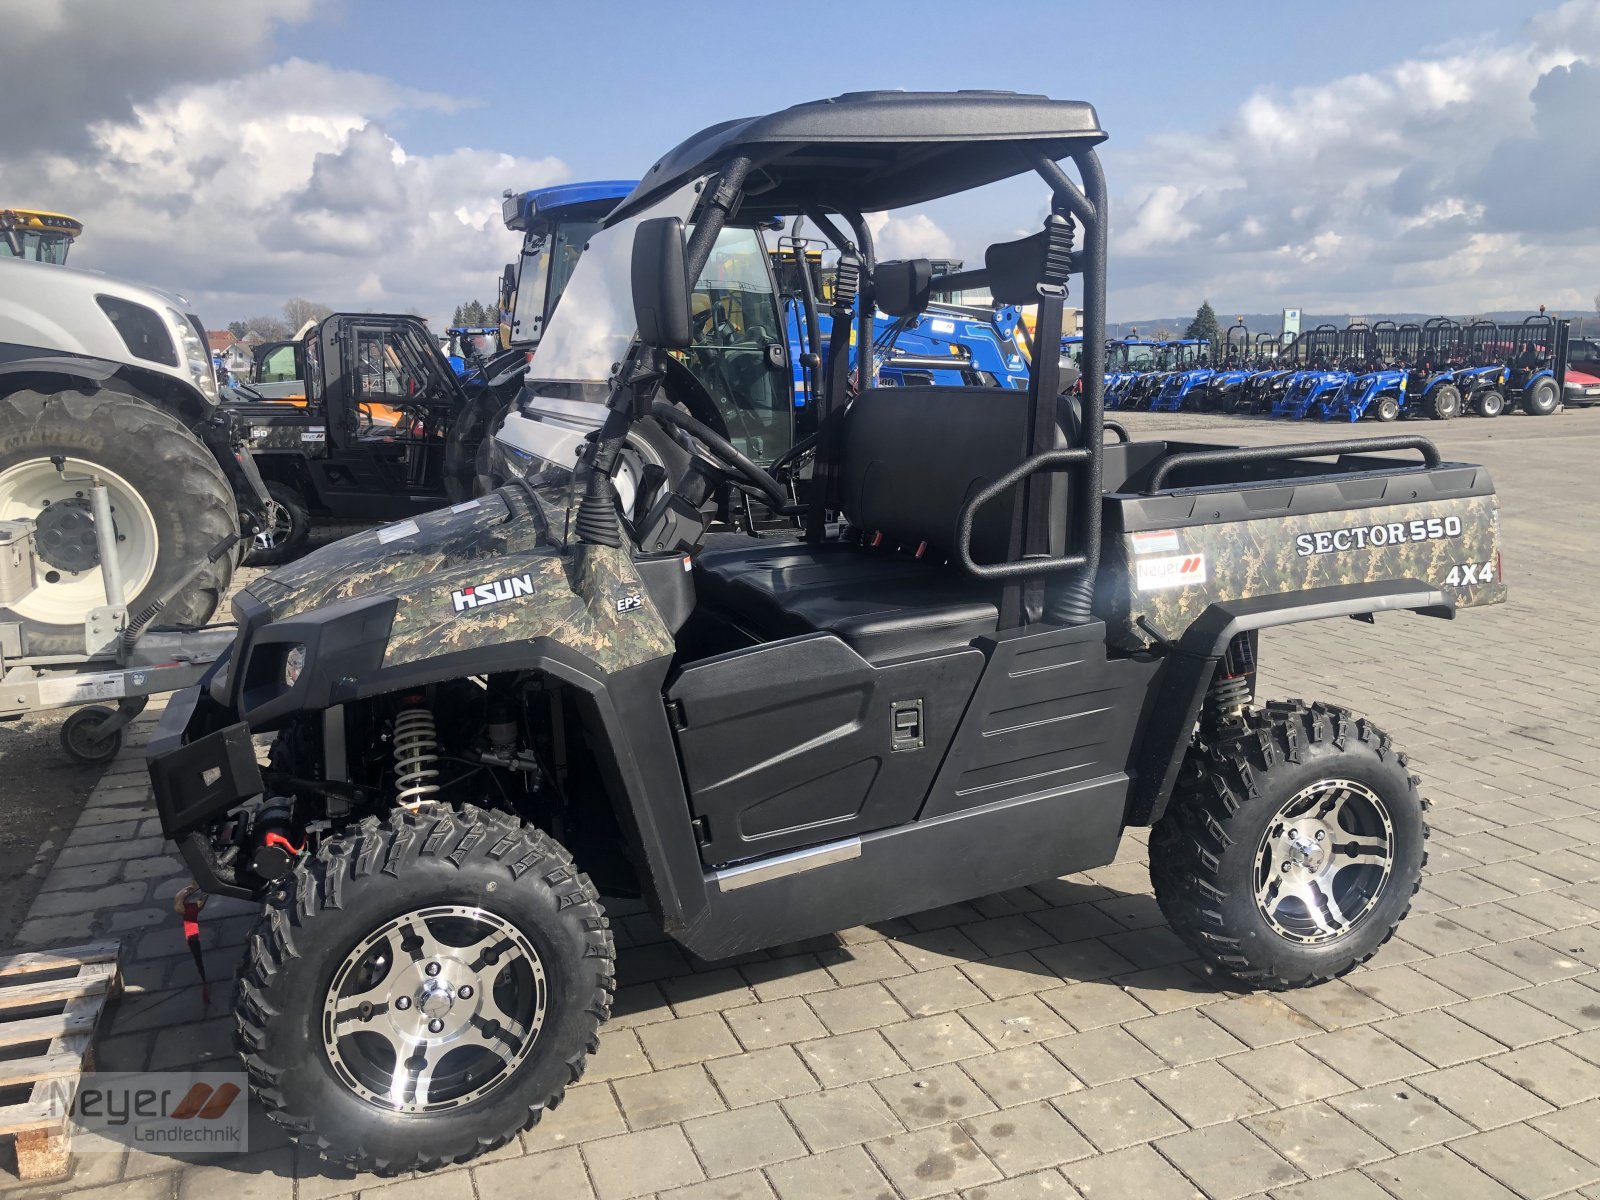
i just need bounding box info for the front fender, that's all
[1127,580,1454,826]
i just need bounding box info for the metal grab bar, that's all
[1103,420,1130,443]
[955,447,1091,580]
[1144,435,1442,494]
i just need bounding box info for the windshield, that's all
[0,230,73,263]
[528,183,698,384]
[524,181,793,465]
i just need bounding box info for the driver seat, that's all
[695,385,1078,662]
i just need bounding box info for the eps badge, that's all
[615,592,644,614]
[1445,561,1495,586]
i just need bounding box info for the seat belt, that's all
[806,249,861,543]
[1001,212,1075,628]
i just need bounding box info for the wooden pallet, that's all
[0,941,121,1181]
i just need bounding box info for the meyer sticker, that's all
[1136,554,1207,591]
[451,572,535,612]
[1131,529,1181,555]
[1296,515,1462,557]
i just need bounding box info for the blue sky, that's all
[4,0,1595,326]
[280,0,1529,170]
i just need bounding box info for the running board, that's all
[677,773,1127,960]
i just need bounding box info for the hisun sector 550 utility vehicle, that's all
[148,92,1506,1174]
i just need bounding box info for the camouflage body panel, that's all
[230,398,403,453]
[246,488,674,675]
[1100,493,1506,651]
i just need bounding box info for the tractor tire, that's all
[1425,384,1461,421]
[1475,389,1506,419]
[1374,396,1400,423]
[0,388,236,656]
[1150,700,1427,989]
[235,803,614,1174]
[1523,377,1559,416]
[244,481,311,567]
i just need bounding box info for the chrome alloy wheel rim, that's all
[322,906,547,1112]
[252,499,288,550]
[1254,779,1394,944]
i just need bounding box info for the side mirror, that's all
[631,217,692,351]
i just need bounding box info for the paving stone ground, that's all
[4,409,1600,1199]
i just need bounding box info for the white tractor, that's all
[0,255,269,658]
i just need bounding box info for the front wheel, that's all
[1373,396,1400,423]
[235,804,614,1173]
[244,481,311,566]
[1475,389,1506,419]
[1150,700,1427,989]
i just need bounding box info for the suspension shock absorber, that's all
[393,705,440,807]
[1203,631,1258,732]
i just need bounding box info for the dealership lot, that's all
[5,409,1599,1200]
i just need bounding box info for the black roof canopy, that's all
[605,90,1106,225]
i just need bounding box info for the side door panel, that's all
[666,636,983,866]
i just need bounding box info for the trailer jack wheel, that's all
[59,704,122,765]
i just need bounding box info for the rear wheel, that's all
[235,804,614,1174]
[1425,384,1460,420]
[1475,389,1505,418]
[1523,377,1559,416]
[1373,396,1400,423]
[245,481,311,566]
[1150,700,1427,989]
[0,388,236,655]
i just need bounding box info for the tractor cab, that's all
[500,181,638,352]
[0,208,81,264]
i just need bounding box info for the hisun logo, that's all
[451,572,535,612]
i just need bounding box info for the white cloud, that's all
[1105,0,1600,318]
[0,59,567,328]
[865,211,957,261]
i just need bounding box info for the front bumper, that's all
[147,681,264,899]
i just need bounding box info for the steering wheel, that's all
[650,401,794,513]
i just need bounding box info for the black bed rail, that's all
[956,448,1092,579]
[1144,435,1442,494]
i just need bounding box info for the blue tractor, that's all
[1147,338,1213,412]
[1197,320,1252,412]
[1270,325,1345,418]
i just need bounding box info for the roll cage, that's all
[578,91,1111,629]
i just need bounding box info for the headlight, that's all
[166,307,219,402]
[283,644,306,688]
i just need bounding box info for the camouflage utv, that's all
[147,91,1505,1175]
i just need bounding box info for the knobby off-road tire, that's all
[1425,383,1461,421]
[1523,376,1559,416]
[1150,700,1427,989]
[0,388,235,655]
[244,481,311,567]
[235,803,615,1174]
